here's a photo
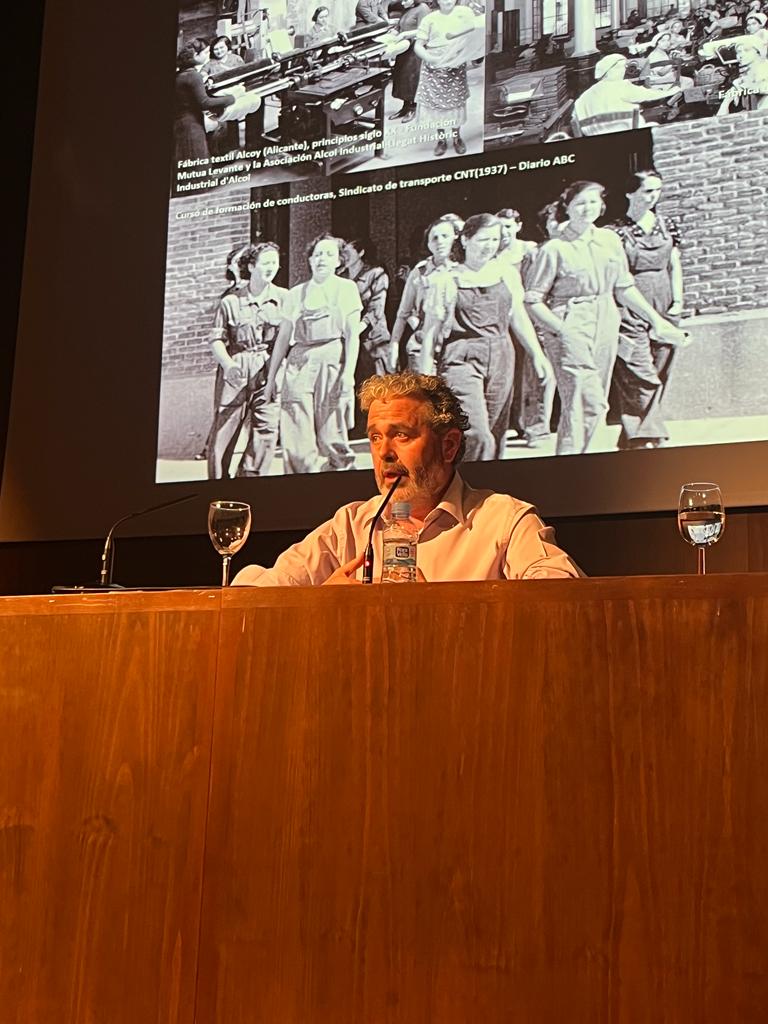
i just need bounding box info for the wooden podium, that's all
[2,576,768,1023]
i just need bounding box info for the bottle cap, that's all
[391,501,411,518]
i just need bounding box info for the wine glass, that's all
[208,501,251,586]
[677,483,725,575]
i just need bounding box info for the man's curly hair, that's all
[358,371,470,464]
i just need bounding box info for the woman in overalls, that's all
[389,215,460,373]
[418,213,552,462]
[524,180,686,457]
[265,234,362,474]
[608,169,685,449]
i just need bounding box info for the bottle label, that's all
[382,538,417,581]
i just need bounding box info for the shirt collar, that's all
[559,223,598,243]
[361,471,467,528]
[427,470,467,526]
[241,282,278,306]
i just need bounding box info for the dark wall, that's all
[2,1,46,478]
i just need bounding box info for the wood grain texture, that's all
[0,590,220,1024]
[198,576,768,1024]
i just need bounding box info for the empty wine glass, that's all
[208,501,251,586]
[677,483,725,575]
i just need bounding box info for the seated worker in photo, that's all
[717,36,768,111]
[356,0,390,25]
[572,53,681,134]
[202,35,245,77]
[233,372,582,585]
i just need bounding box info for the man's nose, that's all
[380,440,397,459]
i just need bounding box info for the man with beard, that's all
[233,371,580,584]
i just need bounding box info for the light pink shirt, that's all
[233,473,581,586]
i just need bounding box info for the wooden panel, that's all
[748,509,768,571]
[199,577,768,1023]
[0,590,220,1024]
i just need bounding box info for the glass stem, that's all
[222,554,232,588]
[697,547,706,576]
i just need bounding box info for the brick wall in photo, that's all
[653,111,768,317]
[162,192,251,379]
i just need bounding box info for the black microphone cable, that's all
[362,476,401,584]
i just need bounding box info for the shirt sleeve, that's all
[191,72,235,113]
[232,510,359,586]
[209,297,231,343]
[422,267,457,322]
[504,507,583,580]
[281,287,300,323]
[338,277,364,319]
[663,215,682,248]
[523,241,559,305]
[500,264,524,305]
[395,266,422,322]
[607,233,635,292]
[618,80,673,102]
[363,268,389,326]
[416,12,432,42]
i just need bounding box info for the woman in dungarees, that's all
[389,216,460,373]
[608,169,685,449]
[418,213,552,462]
[265,234,362,474]
[524,180,686,456]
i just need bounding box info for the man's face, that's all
[366,396,458,507]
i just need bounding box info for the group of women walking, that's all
[206,170,688,478]
[398,172,687,461]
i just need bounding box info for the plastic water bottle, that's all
[381,502,418,583]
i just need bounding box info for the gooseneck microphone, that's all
[99,493,198,587]
[362,477,401,584]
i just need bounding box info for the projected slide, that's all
[157,0,768,482]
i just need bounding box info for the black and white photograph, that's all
[173,0,487,197]
[157,110,768,482]
[485,0,768,150]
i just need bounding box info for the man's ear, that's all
[441,428,461,464]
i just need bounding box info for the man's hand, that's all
[322,552,364,585]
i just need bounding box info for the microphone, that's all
[362,476,401,584]
[98,494,198,588]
